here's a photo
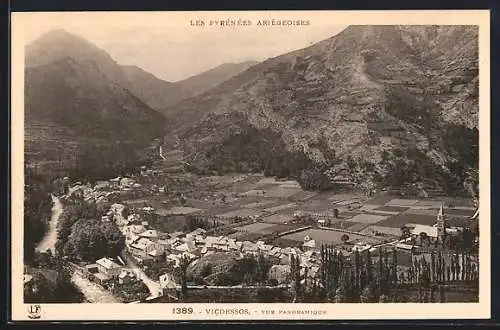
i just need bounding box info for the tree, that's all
[439,285,446,303]
[52,266,85,303]
[419,232,429,247]
[24,273,53,303]
[333,209,340,219]
[64,219,125,262]
[56,199,100,256]
[290,254,301,302]
[24,171,53,263]
[334,287,345,303]
[341,234,350,245]
[179,255,190,302]
[25,268,84,303]
[179,194,186,206]
[400,226,411,239]
[360,286,374,303]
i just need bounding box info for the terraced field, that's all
[117,170,476,247]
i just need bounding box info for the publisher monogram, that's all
[27,304,41,319]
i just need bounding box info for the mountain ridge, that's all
[176,60,259,98]
[167,25,479,196]
[24,30,167,179]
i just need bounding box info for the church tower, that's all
[436,203,445,241]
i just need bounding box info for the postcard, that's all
[11,10,490,321]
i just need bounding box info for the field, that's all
[360,225,402,237]
[280,229,382,245]
[117,170,476,247]
[236,222,305,235]
[218,209,264,218]
[374,205,409,213]
[346,213,389,224]
[236,222,276,233]
[156,206,201,216]
[262,214,295,224]
[378,213,437,228]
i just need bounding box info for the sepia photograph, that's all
[11,10,490,321]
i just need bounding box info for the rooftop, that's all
[139,229,160,238]
[130,237,154,251]
[95,257,121,270]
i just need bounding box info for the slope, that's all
[176,61,259,98]
[26,29,191,110]
[25,30,166,179]
[120,65,193,109]
[168,25,479,197]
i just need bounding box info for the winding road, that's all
[35,190,123,303]
[71,272,121,303]
[122,251,163,299]
[35,194,62,253]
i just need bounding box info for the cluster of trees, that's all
[24,255,84,303]
[173,255,190,302]
[288,245,478,303]
[405,251,479,285]
[236,253,273,286]
[102,277,149,303]
[180,252,273,298]
[24,171,88,303]
[70,141,154,182]
[56,197,124,262]
[379,147,475,197]
[24,170,54,263]
[385,87,439,135]
[143,260,175,280]
[186,124,335,191]
[183,215,220,232]
[402,226,477,253]
[185,117,477,197]
[442,125,478,169]
[382,86,478,198]
[63,218,125,262]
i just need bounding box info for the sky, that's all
[14,12,347,82]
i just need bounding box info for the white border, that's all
[11,10,491,321]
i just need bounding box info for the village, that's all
[29,152,479,303]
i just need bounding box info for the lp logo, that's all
[27,304,41,319]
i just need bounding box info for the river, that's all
[35,194,62,253]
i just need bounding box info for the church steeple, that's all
[437,203,445,240]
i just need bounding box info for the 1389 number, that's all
[172,307,194,314]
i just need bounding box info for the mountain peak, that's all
[36,28,79,40]
[26,28,114,68]
[28,28,97,52]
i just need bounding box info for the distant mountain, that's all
[26,29,192,110]
[176,61,259,98]
[167,25,479,196]
[120,65,193,109]
[25,29,166,178]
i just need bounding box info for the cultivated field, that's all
[280,229,382,245]
[116,170,476,246]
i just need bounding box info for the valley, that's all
[22,24,480,305]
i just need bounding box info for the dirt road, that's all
[122,252,163,299]
[71,272,121,303]
[35,195,62,253]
